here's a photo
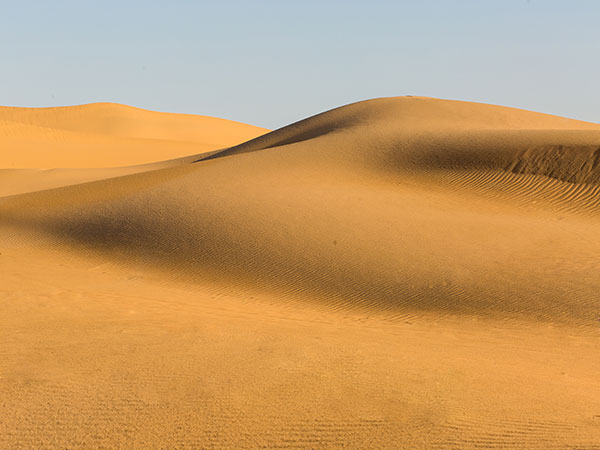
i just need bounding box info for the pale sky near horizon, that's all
[2,0,599,129]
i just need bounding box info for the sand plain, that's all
[1,97,600,448]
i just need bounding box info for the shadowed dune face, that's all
[508,145,600,185]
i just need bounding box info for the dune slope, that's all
[1,97,600,448]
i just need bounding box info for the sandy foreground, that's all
[1,98,600,448]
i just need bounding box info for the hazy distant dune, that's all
[0,102,268,168]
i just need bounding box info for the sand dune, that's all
[0,102,267,168]
[0,103,268,196]
[2,97,600,448]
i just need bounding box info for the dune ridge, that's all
[200,97,600,172]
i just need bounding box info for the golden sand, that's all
[1,97,599,448]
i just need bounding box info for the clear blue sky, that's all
[2,0,599,128]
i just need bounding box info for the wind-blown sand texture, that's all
[1,97,599,448]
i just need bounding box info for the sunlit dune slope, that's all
[0,103,268,168]
[3,97,600,324]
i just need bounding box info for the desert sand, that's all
[1,97,600,448]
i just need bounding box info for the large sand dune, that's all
[1,97,600,448]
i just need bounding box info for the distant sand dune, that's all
[0,102,268,168]
[1,97,600,448]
